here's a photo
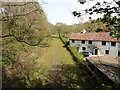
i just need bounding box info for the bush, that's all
[68,46,85,64]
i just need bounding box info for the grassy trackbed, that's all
[39,38,98,89]
[39,38,75,77]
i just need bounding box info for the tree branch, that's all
[2,2,37,7]
[1,8,39,21]
[1,34,41,46]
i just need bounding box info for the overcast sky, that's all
[39,0,113,25]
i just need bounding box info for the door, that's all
[95,49,98,55]
[77,47,79,51]
[118,51,120,56]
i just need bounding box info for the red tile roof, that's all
[69,32,120,42]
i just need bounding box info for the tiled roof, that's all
[69,32,120,42]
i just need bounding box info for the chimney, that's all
[80,29,86,34]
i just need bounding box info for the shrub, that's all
[68,46,86,64]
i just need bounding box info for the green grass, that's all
[38,38,98,88]
[39,38,75,76]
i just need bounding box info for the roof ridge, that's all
[69,32,120,42]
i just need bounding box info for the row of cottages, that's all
[69,31,120,56]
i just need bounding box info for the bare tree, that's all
[1,1,48,46]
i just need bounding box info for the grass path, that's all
[38,38,97,88]
[44,38,74,66]
[39,38,75,76]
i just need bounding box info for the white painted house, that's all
[69,32,120,56]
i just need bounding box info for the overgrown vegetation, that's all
[68,46,85,64]
[2,37,44,88]
[2,1,51,88]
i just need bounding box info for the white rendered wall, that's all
[70,40,119,56]
[118,42,120,52]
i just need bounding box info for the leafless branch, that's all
[1,8,39,21]
[1,34,41,46]
[2,2,37,7]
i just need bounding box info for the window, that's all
[89,41,92,44]
[82,40,85,44]
[111,42,116,46]
[102,41,106,46]
[105,50,109,54]
[82,47,86,51]
[72,40,75,43]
